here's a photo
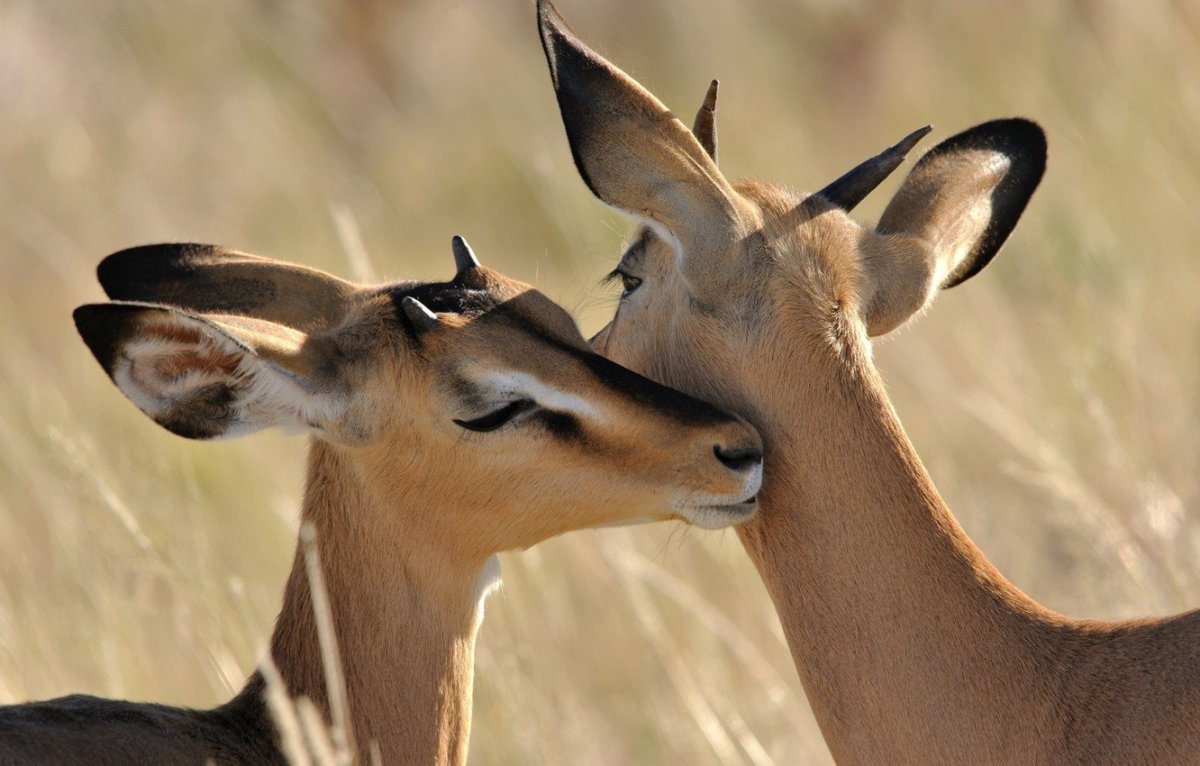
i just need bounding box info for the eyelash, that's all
[453,399,535,432]
[605,269,642,299]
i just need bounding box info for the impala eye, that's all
[619,273,642,299]
[454,399,535,432]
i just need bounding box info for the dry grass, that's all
[2,0,1199,763]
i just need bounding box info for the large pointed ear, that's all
[861,119,1046,335]
[74,303,347,439]
[97,244,357,333]
[537,1,754,285]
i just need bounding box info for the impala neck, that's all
[736,343,1067,761]
[256,440,493,766]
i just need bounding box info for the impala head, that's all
[538,0,1046,426]
[73,238,762,557]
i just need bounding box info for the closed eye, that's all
[454,399,536,432]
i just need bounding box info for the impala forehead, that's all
[384,280,504,320]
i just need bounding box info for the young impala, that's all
[538,2,1200,762]
[0,238,762,765]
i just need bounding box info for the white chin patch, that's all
[679,501,759,530]
[741,462,763,499]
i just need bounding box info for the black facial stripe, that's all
[581,353,733,427]
[401,285,736,431]
[534,410,586,444]
[515,323,734,428]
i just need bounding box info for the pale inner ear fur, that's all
[860,148,1008,336]
[114,311,346,439]
[857,232,941,337]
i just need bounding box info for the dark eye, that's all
[619,273,642,299]
[454,399,535,432]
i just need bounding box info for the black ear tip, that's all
[996,117,1047,165]
[73,303,109,341]
[938,118,1048,289]
[96,242,214,300]
[537,0,562,26]
[537,0,583,68]
[988,117,1047,184]
[73,304,129,375]
[938,117,1047,168]
[96,246,146,296]
[536,0,564,41]
[999,116,1046,142]
[72,303,97,332]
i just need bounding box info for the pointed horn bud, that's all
[401,296,439,336]
[817,125,933,212]
[692,79,719,162]
[452,235,480,275]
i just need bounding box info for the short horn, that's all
[817,125,933,211]
[692,79,719,162]
[452,235,480,275]
[401,296,439,336]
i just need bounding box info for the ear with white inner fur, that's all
[861,118,1046,336]
[537,0,755,291]
[74,302,347,440]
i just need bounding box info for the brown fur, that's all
[539,2,1200,762]
[1,248,763,764]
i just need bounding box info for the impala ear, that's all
[538,0,754,290]
[861,119,1046,335]
[74,302,347,439]
[97,244,357,333]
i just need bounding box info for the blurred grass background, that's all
[2,0,1199,762]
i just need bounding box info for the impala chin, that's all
[679,497,759,530]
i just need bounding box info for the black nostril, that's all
[714,445,763,473]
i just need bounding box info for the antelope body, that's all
[538,2,1200,763]
[0,239,763,765]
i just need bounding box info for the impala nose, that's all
[714,444,763,473]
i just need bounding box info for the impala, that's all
[0,238,763,765]
[538,2,1200,762]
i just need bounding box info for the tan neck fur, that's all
[736,330,1199,763]
[265,441,490,766]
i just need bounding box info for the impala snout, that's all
[675,419,763,530]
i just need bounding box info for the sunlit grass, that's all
[2,0,1199,763]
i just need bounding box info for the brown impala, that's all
[0,238,763,765]
[538,1,1200,762]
